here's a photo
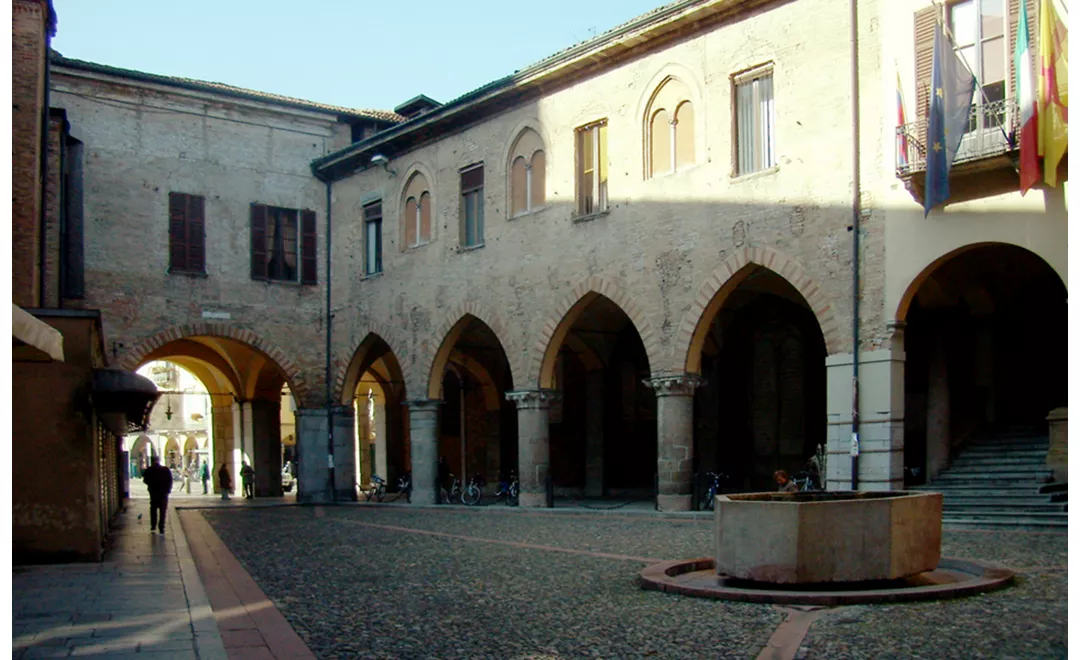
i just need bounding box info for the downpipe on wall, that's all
[849,0,861,490]
[324,179,336,502]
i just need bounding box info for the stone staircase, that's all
[912,427,1067,531]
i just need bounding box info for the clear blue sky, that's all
[51,0,667,112]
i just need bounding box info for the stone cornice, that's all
[644,375,706,397]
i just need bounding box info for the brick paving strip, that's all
[755,606,826,660]
[178,510,316,660]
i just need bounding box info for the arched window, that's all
[508,128,546,217]
[401,172,432,248]
[645,77,696,178]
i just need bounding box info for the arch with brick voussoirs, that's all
[118,323,311,407]
[675,245,844,375]
[336,325,411,406]
[532,276,663,390]
[424,302,520,400]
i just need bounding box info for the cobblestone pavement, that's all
[201,506,1068,660]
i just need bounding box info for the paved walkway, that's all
[12,488,308,660]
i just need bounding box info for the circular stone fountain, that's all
[640,491,1015,605]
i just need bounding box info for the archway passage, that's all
[692,267,826,492]
[344,335,409,493]
[548,294,655,496]
[137,335,298,498]
[434,318,517,492]
[902,244,1067,484]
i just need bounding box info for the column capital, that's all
[644,374,706,397]
[505,389,561,409]
[404,399,443,413]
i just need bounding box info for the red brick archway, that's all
[423,301,518,399]
[335,323,409,405]
[118,323,311,407]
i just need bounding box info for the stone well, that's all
[714,491,943,584]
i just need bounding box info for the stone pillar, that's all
[211,404,235,494]
[406,400,442,505]
[250,399,282,497]
[1046,407,1067,483]
[645,375,704,511]
[584,370,605,497]
[374,399,388,482]
[331,405,356,501]
[295,408,331,503]
[824,325,905,491]
[506,389,559,508]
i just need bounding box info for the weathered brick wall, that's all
[12,0,48,307]
[49,70,354,405]
[42,112,63,307]
[330,0,863,397]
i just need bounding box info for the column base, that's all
[411,486,436,506]
[657,494,692,512]
[519,492,547,508]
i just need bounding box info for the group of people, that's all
[140,457,256,535]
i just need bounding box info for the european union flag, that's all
[924,23,976,216]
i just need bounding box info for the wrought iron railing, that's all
[895,97,1019,176]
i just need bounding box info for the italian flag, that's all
[1014,0,1039,194]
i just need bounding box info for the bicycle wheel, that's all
[439,487,449,504]
[462,484,481,506]
[508,483,519,506]
[700,490,715,511]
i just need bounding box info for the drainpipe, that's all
[38,41,51,307]
[849,0,862,490]
[324,179,336,502]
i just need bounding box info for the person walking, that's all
[241,461,255,499]
[200,462,211,494]
[142,455,173,534]
[218,463,232,501]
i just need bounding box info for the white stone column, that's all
[506,389,559,508]
[646,375,704,511]
[295,408,331,503]
[406,400,442,505]
[584,370,605,497]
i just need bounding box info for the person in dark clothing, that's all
[218,463,232,500]
[437,456,450,500]
[240,461,255,499]
[200,462,211,494]
[142,455,173,533]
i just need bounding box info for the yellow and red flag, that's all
[1037,0,1068,187]
[1014,0,1038,193]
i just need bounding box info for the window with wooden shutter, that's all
[914,5,941,122]
[169,192,205,274]
[250,203,268,280]
[1007,0,1038,107]
[300,209,317,285]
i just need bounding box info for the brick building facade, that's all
[18,0,1068,534]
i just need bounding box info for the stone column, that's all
[250,399,281,497]
[295,408,331,503]
[506,389,560,508]
[406,400,442,505]
[584,370,605,497]
[211,404,235,494]
[645,375,704,511]
[1046,408,1068,483]
[330,405,357,501]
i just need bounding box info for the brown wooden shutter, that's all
[300,209,317,285]
[914,6,940,122]
[1007,0,1038,106]
[168,192,188,271]
[187,195,205,273]
[250,203,267,280]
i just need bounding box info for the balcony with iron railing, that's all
[895,97,1022,204]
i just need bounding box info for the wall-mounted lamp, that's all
[370,154,396,177]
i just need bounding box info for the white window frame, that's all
[733,66,776,176]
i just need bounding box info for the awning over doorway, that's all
[12,305,64,362]
[92,368,160,435]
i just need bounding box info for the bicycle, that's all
[791,470,821,492]
[493,471,519,506]
[439,474,462,505]
[462,474,485,506]
[363,475,387,502]
[397,472,412,503]
[699,472,728,511]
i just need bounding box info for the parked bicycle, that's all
[462,474,486,506]
[363,475,387,502]
[439,474,463,505]
[493,471,519,506]
[398,472,412,503]
[791,470,821,492]
[699,471,728,511]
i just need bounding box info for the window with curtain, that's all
[576,120,608,216]
[735,67,776,175]
[250,203,316,284]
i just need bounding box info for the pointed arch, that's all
[675,246,844,374]
[506,124,548,217]
[118,323,310,407]
[531,276,661,389]
[336,326,409,406]
[639,66,705,179]
[424,302,518,399]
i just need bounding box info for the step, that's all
[938,496,1055,506]
[913,485,1041,495]
[935,471,1051,481]
[966,439,1049,447]
[941,466,1050,477]
[943,503,1066,514]
[960,445,1050,455]
[950,455,1048,467]
[942,519,1068,532]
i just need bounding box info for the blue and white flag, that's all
[924,23,977,216]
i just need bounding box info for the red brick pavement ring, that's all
[639,557,1016,606]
